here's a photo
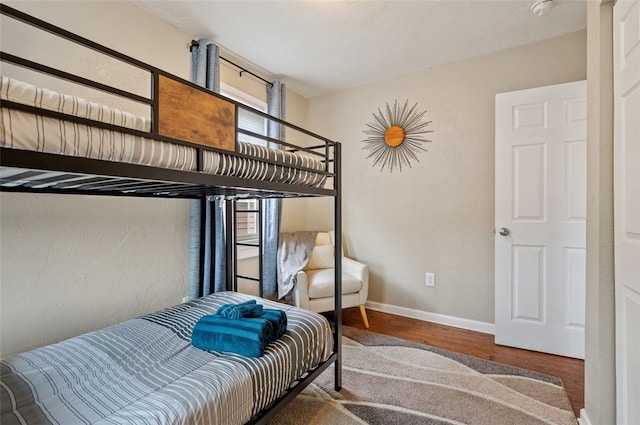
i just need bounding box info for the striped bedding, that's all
[1,292,333,425]
[0,76,327,188]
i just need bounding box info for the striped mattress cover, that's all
[0,76,327,188]
[0,292,333,425]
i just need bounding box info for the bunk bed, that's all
[0,4,342,425]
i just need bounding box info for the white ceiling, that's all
[133,0,587,98]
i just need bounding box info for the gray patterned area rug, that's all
[271,326,577,425]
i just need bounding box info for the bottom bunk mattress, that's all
[0,292,333,425]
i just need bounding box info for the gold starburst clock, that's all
[362,100,433,172]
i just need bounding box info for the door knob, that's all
[498,227,510,236]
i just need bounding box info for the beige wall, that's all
[0,0,310,358]
[306,31,587,324]
[0,194,190,357]
[584,2,616,424]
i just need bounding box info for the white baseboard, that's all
[364,301,495,335]
[578,409,592,425]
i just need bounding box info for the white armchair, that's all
[292,231,369,328]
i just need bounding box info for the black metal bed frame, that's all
[0,3,342,424]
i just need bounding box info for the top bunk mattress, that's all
[1,292,334,425]
[0,76,327,188]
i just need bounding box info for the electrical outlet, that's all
[425,272,435,287]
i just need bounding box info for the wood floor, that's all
[341,307,584,418]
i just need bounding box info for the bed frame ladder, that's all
[229,198,265,297]
[196,197,271,299]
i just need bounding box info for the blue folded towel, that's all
[221,303,264,319]
[216,299,256,317]
[261,309,287,341]
[210,300,287,345]
[191,315,273,358]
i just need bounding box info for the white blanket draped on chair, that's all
[277,231,317,299]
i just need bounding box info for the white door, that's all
[614,1,640,422]
[495,81,586,359]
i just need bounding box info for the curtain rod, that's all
[190,40,273,88]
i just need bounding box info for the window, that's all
[221,84,267,242]
[235,198,258,242]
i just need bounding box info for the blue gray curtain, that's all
[191,39,220,93]
[264,81,286,299]
[188,39,226,299]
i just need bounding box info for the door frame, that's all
[613,1,640,423]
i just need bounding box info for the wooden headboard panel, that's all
[158,75,236,152]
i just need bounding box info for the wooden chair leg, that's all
[359,304,370,329]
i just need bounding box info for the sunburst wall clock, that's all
[362,100,433,172]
